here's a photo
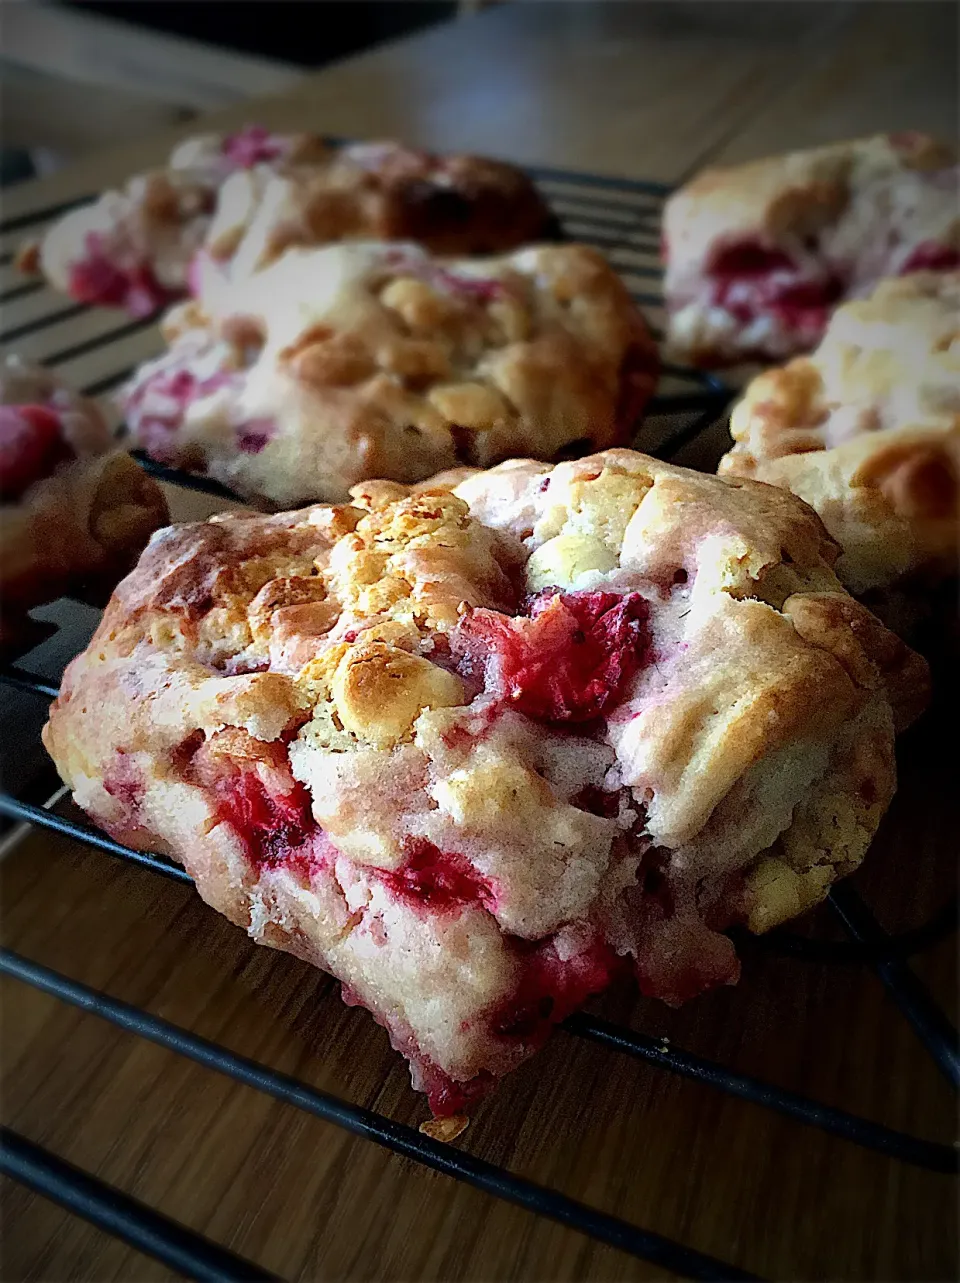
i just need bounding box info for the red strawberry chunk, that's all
[222,125,288,169]
[710,242,795,278]
[455,589,648,723]
[69,250,171,316]
[900,241,960,274]
[0,404,74,500]
[488,936,622,1040]
[379,839,498,913]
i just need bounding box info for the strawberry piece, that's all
[455,589,649,723]
[0,404,73,500]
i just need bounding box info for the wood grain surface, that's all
[1,3,957,1280]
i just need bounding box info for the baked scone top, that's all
[18,130,303,312]
[662,132,959,364]
[723,271,960,464]
[203,138,554,279]
[20,129,552,314]
[48,450,925,934]
[123,242,656,505]
[720,272,960,592]
[664,132,957,279]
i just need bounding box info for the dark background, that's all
[64,1,456,68]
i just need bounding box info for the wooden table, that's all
[2,4,957,1280]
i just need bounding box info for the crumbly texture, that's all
[663,132,959,365]
[720,272,960,594]
[18,131,554,316]
[121,242,657,506]
[44,449,926,1113]
[0,356,169,652]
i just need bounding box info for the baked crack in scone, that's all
[664,133,959,365]
[0,356,168,653]
[17,130,554,316]
[44,450,928,1114]
[120,241,658,505]
[719,272,960,598]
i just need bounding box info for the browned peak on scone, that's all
[44,449,926,1115]
[0,355,169,654]
[120,241,658,507]
[663,132,959,366]
[719,272,960,596]
[19,128,554,318]
[204,140,556,279]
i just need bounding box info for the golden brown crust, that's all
[781,591,931,731]
[48,447,921,896]
[122,242,658,506]
[720,272,960,593]
[206,142,554,278]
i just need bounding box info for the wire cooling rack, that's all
[1,162,958,1283]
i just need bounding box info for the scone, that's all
[44,450,927,1114]
[719,272,960,597]
[200,139,556,283]
[17,130,554,316]
[121,241,658,506]
[1,356,169,653]
[663,132,959,365]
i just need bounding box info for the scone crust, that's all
[45,449,923,1108]
[0,356,169,649]
[121,242,658,506]
[21,131,553,314]
[664,132,959,364]
[720,272,960,592]
[204,141,555,278]
[666,133,954,272]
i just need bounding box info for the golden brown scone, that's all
[0,355,169,652]
[121,241,658,506]
[18,129,553,316]
[719,272,960,595]
[203,139,555,277]
[45,449,925,1114]
[663,132,959,365]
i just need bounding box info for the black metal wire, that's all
[0,796,193,885]
[751,896,960,966]
[829,883,960,1089]
[41,314,160,368]
[2,301,91,345]
[610,260,662,280]
[0,1127,277,1282]
[83,366,138,397]
[0,950,761,1283]
[645,391,730,415]
[0,195,96,235]
[0,279,44,304]
[0,665,59,699]
[131,451,252,502]
[538,188,656,214]
[529,165,669,196]
[564,1013,957,1172]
